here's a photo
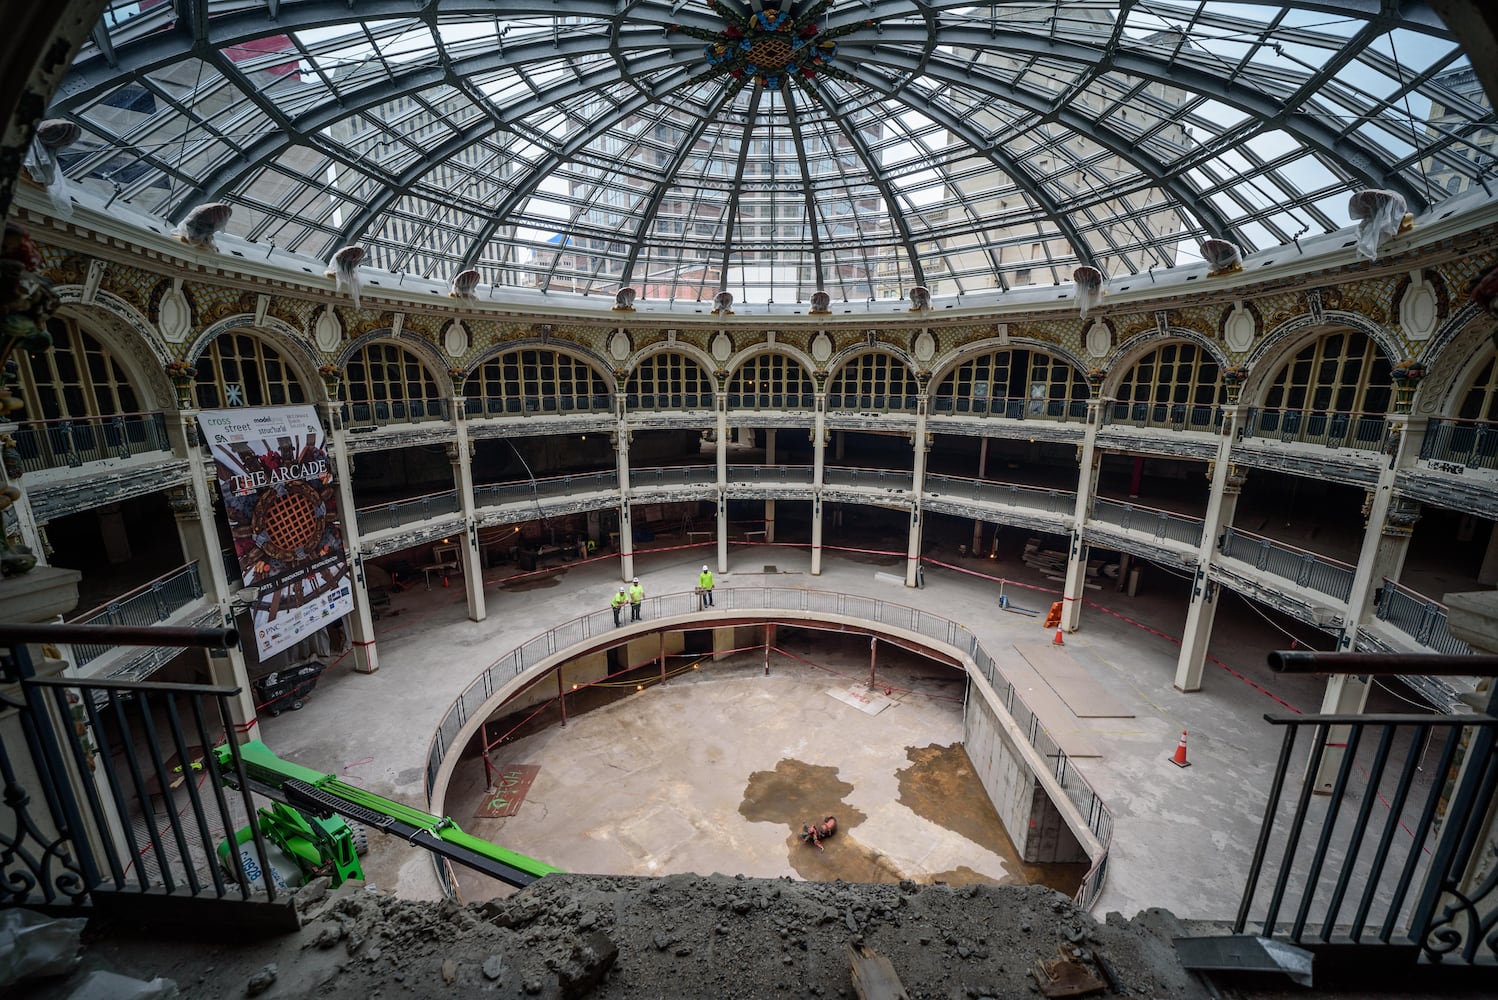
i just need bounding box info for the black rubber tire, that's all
[291,700,304,711]
[350,822,370,857]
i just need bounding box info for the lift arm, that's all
[216,740,562,889]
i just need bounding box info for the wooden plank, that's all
[848,944,909,1000]
[999,646,1100,758]
[1014,642,1135,719]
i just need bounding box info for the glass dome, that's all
[49,1,1497,303]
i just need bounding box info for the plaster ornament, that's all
[1072,266,1104,319]
[81,259,106,306]
[444,319,470,358]
[1084,320,1111,359]
[254,293,270,329]
[158,279,192,343]
[1399,272,1438,342]
[313,306,342,353]
[711,331,733,363]
[613,286,637,311]
[1223,303,1256,352]
[1349,189,1414,261]
[449,269,481,299]
[913,330,936,363]
[174,203,233,252]
[712,290,734,315]
[608,329,631,362]
[326,246,367,308]
[390,312,404,338]
[995,323,1009,345]
[908,286,932,311]
[810,290,831,314]
[810,331,833,363]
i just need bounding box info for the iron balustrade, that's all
[1420,418,1498,472]
[1225,651,1498,970]
[65,562,204,670]
[822,466,916,491]
[724,392,815,409]
[1243,407,1388,452]
[464,393,612,417]
[1375,580,1469,655]
[12,412,171,474]
[342,396,452,428]
[1092,498,1205,546]
[1101,401,1223,432]
[725,464,816,484]
[355,489,461,534]
[621,392,712,411]
[1219,526,1356,602]
[825,393,920,412]
[0,624,282,913]
[930,396,1090,421]
[423,587,1114,911]
[473,471,619,508]
[628,465,716,489]
[924,474,1074,514]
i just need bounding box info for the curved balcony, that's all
[355,488,462,536]
[64,561,205,676]
[930,396,1089,422]
[464,393,612,418]
[1243,406,1388,453]
[343,395,453,429]
[1419,417,1498,474]
[13,411,171,475]
[1101,401,1224,433]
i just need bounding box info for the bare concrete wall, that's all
[963,691,1039,856]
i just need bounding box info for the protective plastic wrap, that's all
[908,285,931,311]
[326,245,367,308]
[0,908,87,987]
[1348,189,1411,261]
[614,286,637,310]
[1072,265,1104,319]
[448,268,481,299]
[174,203,233,251]
[23,120,82,218]
[713,289,734,314]
[1199,238,1243,276]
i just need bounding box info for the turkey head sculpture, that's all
[448,269,481,300]
[174,203,233,252]
[1072,266,1104,320]
[326,246,367,308]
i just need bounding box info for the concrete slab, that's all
[999,644,1102,758]
[1014,641,1135,718]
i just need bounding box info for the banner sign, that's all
[198,406,354,659]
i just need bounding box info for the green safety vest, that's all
[699,571,714,589]
[629,584,644,604]
[611,593,627,609]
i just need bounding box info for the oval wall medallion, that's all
[158,280,191,343]
[810,331,832,363]
[913,330,936,363]
[608,329,632,361]
[1223,304,1256,352]
[444,319,469,357]
[1399,275,1438,341]
[710,331,733,363]
[1084,320,1111,359]
[313,307,342,352]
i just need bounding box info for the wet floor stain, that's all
[897,743,1084,896]
[739,759,907,882]
[497,572,565,592]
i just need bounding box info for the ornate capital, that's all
[167,484,199,518]
[1382,496,1422,537]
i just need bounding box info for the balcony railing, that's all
[424,588,1113,910]
[930,396,1090,421]
[342,396,452,428]
[65,562,204,670]
[1102,401,1223,432]
[622,392,712,411]
[12,412,172,474]
[823,466,915,492]
[924,474,1074,514]
[725,392,815,409]
[1419,417,1498,472]
[825,392,919,412]
[725,464,816,484]
[1220,526,1355,602]
[1243,407,1388,452]
[628,465,716,490]
[464,393,612,417]
[355,489,461,533]
[474,471,619,508]
[1375,579,1469,655]
[1092,499,1204,546]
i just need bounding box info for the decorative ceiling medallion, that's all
[672,1,869,90]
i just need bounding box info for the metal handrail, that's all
[1420,417,1498,472]
[1101,400,1223,432]
[929,396,1090,421]
[64,562,206,669]
[342,395,452,427]
[354,488,462,533]
[1373,580,1469,655]
[1242,406,1388,452]
[423,587,1114,910]
[1219,526,1356,602]
[924,474,1075,512]
[1092,498,1204,546]
[464,393,612,417]
[12,411,172,474]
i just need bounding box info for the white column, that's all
[615,425,634,582]
[327,407,379,673]
[811,395,826,575]
[1060,400,1102,632]
[905,402,929,587]
[763,428,776,544]
[716,392,728,573]
[447,420,486,622]
[1174,410,1244,691]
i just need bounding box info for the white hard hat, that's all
[702,565,709,572]
[633,577,639,583]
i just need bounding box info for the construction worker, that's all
[611,587,628,626]
[628,577,644,621]
[697,565,715,608]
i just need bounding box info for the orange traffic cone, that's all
[1052,627,1065,646]
[1169,730,1190,768]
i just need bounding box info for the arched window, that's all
[344,342,443,424]
[1458,357,1498,421]
[827,352,918,411]
[194,331,308,409]
[1112,342,1223,430]
[19,314,140,420]
[1254,330,1392,449]
[467,349,609,415]
[933,348,1088,419]
[726,354,814,409]
[625,352,713,409]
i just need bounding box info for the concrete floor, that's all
[255,536,1440,923]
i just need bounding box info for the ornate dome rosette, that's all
[673,1,866,89]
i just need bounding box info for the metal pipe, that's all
[1268,651,1498,677]
[0,623,238,649]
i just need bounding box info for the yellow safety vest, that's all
[699,571,714,590]
[628,584,644,604]
[611,592,627,609]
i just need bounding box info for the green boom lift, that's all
[214,739,561,890]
